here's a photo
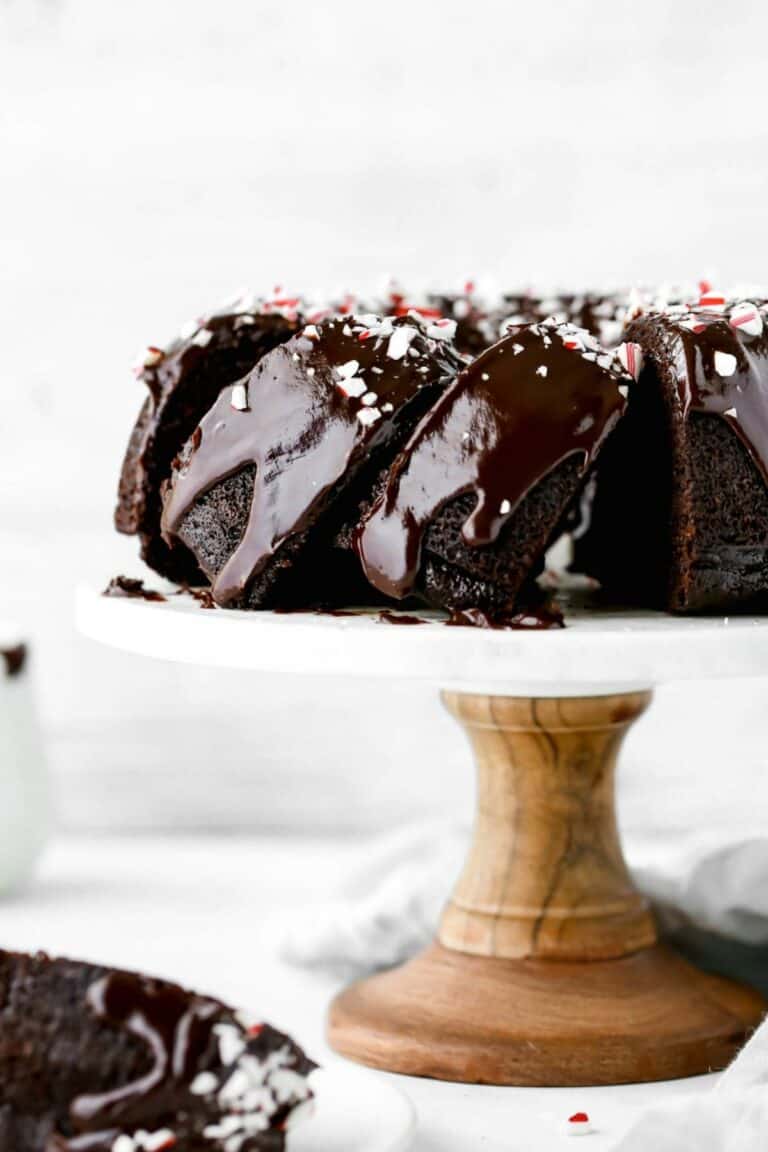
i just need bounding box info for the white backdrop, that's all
[3,0,768,833]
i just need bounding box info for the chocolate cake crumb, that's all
[1,644,27,678]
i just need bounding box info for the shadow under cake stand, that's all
[77,587,768,1087]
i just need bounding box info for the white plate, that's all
[291,1065,415,1152]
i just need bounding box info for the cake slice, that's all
[355,319,630,614]
[116,293,304,584]
[0,950,314,1152]
[573,296,768,612]
[161,313,463,609]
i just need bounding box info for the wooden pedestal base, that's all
[329,942,763,1086]
[328,690,766,1085]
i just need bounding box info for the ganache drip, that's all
[356,319,629,601]
[161,313,461,605]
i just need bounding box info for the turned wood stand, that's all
[329,689,764,1084]
[77,587,768,1087]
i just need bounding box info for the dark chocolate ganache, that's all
[161,313,462,605]
[356,319,630,601]
[103,576,167,603]
[48,972,314,1152]
[626,298,768,486]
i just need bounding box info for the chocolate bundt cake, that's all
[574,296,768,612]
[0,950,314,1152]
[356,319,630,612]
[116,293,305,583]
[161,312,463,609]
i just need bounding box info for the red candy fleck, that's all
[156,1138,177,1151]
[394,305,443,319]
[699,293,726,307]
[698,278,712,295]
[358,330,372,341]
[563,339,581,349]
[464,279,476,295]
[569,1112,590,1124]
[248,1023,264,1037]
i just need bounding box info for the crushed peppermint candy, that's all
[699,291,727,310]
[357,406,382,427]
[302,324,320,340]
[617,342,643,380]
[191,328,213,348]
[387,325,418,361]
[536,365,548,378]
[230,383,249,412]
[361,391,378,406]
[512,343,524,355]
[499,499,512,514]
[564,1111,595,1137]
[134,346,165,373]
[714,350,738,377]
[335,359,360,380]
[111,1130,176,1152]
[337,376,367,399]
[425,318,457,340]
[729,302,763,337]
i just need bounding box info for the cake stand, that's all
[76,586,768,1088]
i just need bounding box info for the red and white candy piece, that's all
[698,291,726,310]
[729,302,763,337]
[564,1111,594,1137]
[617,342,643,380]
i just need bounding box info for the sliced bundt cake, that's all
[161,313,463,609]
[0,949,314,1152]
[116,293,304,583]
[356,318,630,614]
[574,296,768,612]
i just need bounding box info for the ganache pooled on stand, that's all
[574,296,768,612]
[161,313,463,609]
[0,950,315,1152]
[116,291,307,584]
[356,319,631,615]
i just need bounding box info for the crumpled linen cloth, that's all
[277,821,768,1149]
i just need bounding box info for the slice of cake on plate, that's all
[0,950,314,1152]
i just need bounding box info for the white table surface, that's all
[0,832,720,1151]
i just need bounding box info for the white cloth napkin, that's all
[278,822,768,1149]
[279,822,768,990]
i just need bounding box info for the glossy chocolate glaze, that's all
[116,294,303,581]
[446,603,565,630]
[627,301,768,486]
[162,314,461,605]
[376,610,427,625]
[356,320,629,601]
[2,643,27,678]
